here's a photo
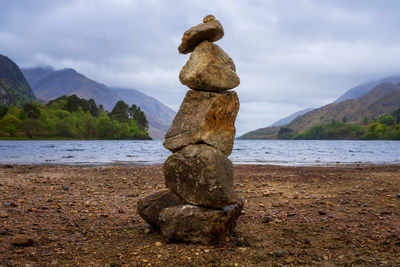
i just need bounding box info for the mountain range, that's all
[240,77,400,139]
[270,107,315,127]
[22,66,176,139]
[288,82,400,133]
[0,54,36,106]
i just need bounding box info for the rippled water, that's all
[0,140,399,166]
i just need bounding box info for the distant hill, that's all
[238,126,280,140]
[22,67,120,111]
[289,82,400,133]
[239,82,400,139]
[334,75,400,103]
[22,67,175,139]
[270,107,314,127]
[0,54,36,106]
[111,88,176,139]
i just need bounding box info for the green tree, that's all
[21,119,43,138]
[133,107,148,130]
[378,115,395,126]
[88,98,99,117]
[0,114,21,136]
[109,101,129,123]
[23,103,41,119]
[390,107,400,124]
[277,126,295,139]
[96,111,114,138]
[0,105,8,119]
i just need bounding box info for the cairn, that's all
[137,15,243,244]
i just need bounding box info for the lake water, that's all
[0,140,399,166]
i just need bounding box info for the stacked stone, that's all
[137,15,243,245]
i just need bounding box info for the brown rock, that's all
[178,18,224,54]
[159,199,244,245]
[203,15,215,23]
[179,41,240,91]
[163,90,239,156]
[11,234,35,246]
[137,190,184,228]
[163,144,236,208]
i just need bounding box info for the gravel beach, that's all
[0,164,399,266]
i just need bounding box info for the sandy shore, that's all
[0,164,399,266]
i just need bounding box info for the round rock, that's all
[163,144,236,208]
[159,199,244,245]
[178,19,224,54]
[179,41,240,91]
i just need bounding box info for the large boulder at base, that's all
[178,17,224,54]
[137,190,184,228]
[159,199,244,245]
[179,41,240,91]
[163,90,239,156]
[163,144,236,208]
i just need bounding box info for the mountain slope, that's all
[334,75,400,103]
[0,54,36,106]
[111,88,175,139]
[22,67,175,139]
[270,107,314,127]
[22,66,55,88]
[238,126,280,139]
[23,67,121,111]
[289,82,400,133]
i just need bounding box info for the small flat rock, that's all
[11,234,35,246]
[159,199,244,245]
[163,144,236,208]
[178,18,224,54]
[163,90,239,156]
[179,41,240,91]
[137,190,184,228]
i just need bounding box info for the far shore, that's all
[1,163,399,266]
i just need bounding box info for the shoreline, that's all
[1,164,399,266]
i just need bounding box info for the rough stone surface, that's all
[179,41,240,91]
[159,199,244,245]
[178,19,224,54]
[163,144,236,208]
[163,90,239,156]
[137,190,184,228]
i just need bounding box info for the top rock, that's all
[178,15,224,54]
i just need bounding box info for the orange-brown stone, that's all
[179,41,240,91]
[178,18,224,54]
[163,90,239,156]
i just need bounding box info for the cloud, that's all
[1,0,400,134]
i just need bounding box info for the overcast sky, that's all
[2,0,400,135]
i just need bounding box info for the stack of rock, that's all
[137,15,243,245]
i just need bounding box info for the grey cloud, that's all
[1,0,400,134]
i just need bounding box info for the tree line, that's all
[278,107,400,140]
[0,95,150,140]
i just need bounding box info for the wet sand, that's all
[0,164,399,266]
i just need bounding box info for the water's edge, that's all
[1,140,399,166]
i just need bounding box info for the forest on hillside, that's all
[0,95,150,140]
[278,107,400,140]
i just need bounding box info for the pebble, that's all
[3,201,18,207]
[397,193,400,198]
[11,234,35,246]
[155,241,162,247]
[262,215,274,223]
[0,229,8,235]
[318,210,327,215]
[275,250,284,257]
